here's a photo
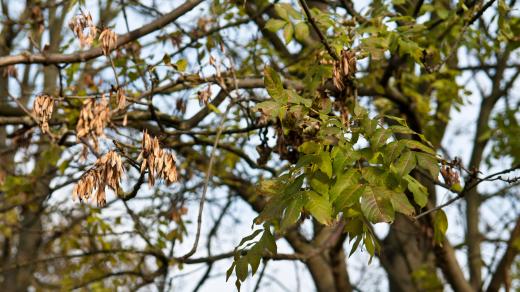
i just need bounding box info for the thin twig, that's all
[178,102,232,260]
[299,0,339,61]
[253,261,268,292]
[414,194,463,220]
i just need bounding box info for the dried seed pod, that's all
[138,130,179,186]
[73,150,124,207]
[69,11,97,47]
[99,28,117,56]
[33,94,54,133]
[440,165,460,187]
[116,87,126,110]
[332,49,357,91]
[197,85,212,106]
[76,95,111,152]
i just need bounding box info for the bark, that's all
[486,217,520,292]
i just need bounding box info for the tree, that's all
[0,0,519,291]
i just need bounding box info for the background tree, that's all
[0,0,519,291]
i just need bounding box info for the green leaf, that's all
[364,233,375,257]
[294,22,310,42]
[299,141,320,154]
[319,151,333,178]
[385,188,415,216]
[283,23,294,44]
[175,59,188,71]
[401,139,436,155]
[393,150,416,177]
[237,229,263,248]
[261,227,277,254]
[349,235,363,257]
[398,38,423,63]
[415,152,439,179]
[207,103,222,114]
[404,175,429,208]
[284,175,304,195]
[360,186,394,223]
[296,154,320,168]
[226,261,236,281]
[248,245,262,274]
[433,210,448,245]
[309,171,329,196]
[162,53,171,65]
[265,19,286,32]
[384,141,405,164]
[330,169,359,202]
[344,217,363,235]
[281,196,304,230]
[334,184,364,211]
[274,4,290,20]
[305,190,333,225]
[235,257,249,281]
[264,66,285,100]
[361,166,387,185]
[390,125,416,135]
[370,128,392,149]
[254,100,279,119]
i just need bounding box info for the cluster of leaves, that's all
[226,224,277,290]
[265,3,311,44]
[228,64,444,288]
[488,109,520,166]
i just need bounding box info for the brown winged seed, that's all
[116,87,126,110]
[68,11,97,47]
[138,130,178,186]
[76,95,110,152]
[73,150,124,207]
[332,49,356,91]
[99,28,117,56]
[33,94,54,133]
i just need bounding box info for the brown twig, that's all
[299,0,339,61]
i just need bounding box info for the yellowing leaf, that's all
[294,22,310,42]
[360,186,394,223]
[305,190,333,225]
[281,196,304,230]
[434,210,448,245]
[319,151,332,178]
[274,4,290,20]
[265,19,286,32]
[283,23,294,44]
[393,150,416,177]
[175,59,187,71]
[404,175,429,208]
[264,66,285,100]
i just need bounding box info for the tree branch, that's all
[486,217,520,292]
[0,0,202,67]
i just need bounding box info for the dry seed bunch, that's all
[33,94,54,134]
[116,87,127,110]
[99,28,117,56]
[76,94,111,152]
[332,49,356,91]
[197,85,212,106]
[440,165,460,187]
[138,130,178,186]
[68,10,97,47]
[73,150,124,207]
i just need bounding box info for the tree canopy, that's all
[0,0,519,291]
